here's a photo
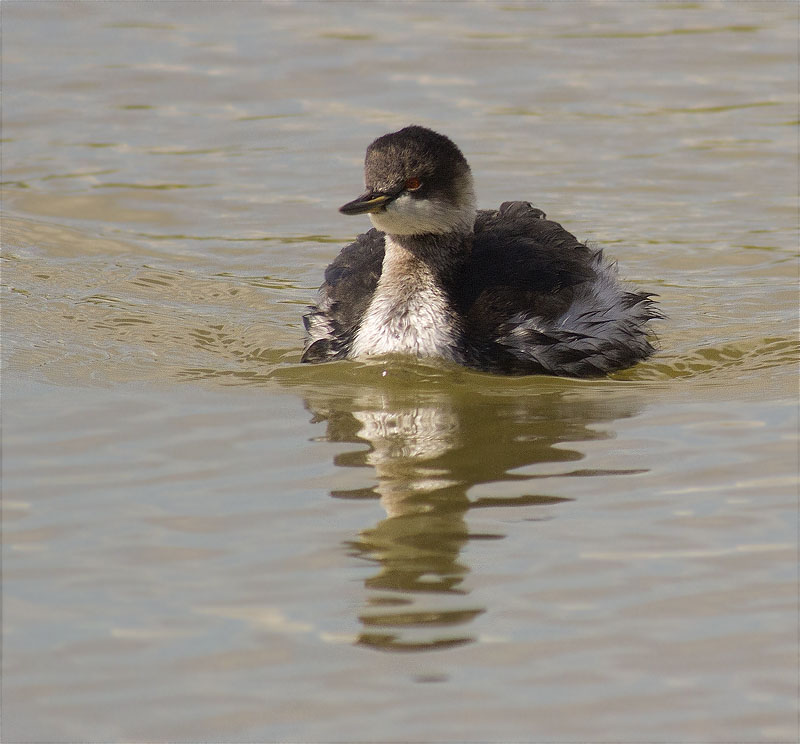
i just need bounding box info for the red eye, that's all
[405,177,422,191]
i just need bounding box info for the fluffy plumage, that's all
[302,127,659,377]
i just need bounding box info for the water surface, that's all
[2,2,797,742]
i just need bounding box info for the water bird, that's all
[302,125,659,376]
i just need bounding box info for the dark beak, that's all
[339,190,396,215]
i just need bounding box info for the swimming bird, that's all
[302,125,659,376]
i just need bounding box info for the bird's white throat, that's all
[368,172,476,236]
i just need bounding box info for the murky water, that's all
[2,2,798,742]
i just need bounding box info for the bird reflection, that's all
[304,368,643,652]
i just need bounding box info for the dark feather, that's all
[302,201,659,376]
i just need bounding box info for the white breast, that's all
[350,238,462,362]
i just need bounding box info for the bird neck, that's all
[383,230,472,283]
[350,232,470,362]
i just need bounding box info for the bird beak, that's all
[339,191,396,215]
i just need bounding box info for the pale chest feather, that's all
[350,267,462,362]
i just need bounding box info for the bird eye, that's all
[404,177,422,191]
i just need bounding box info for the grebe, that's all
[302,125,659,376]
